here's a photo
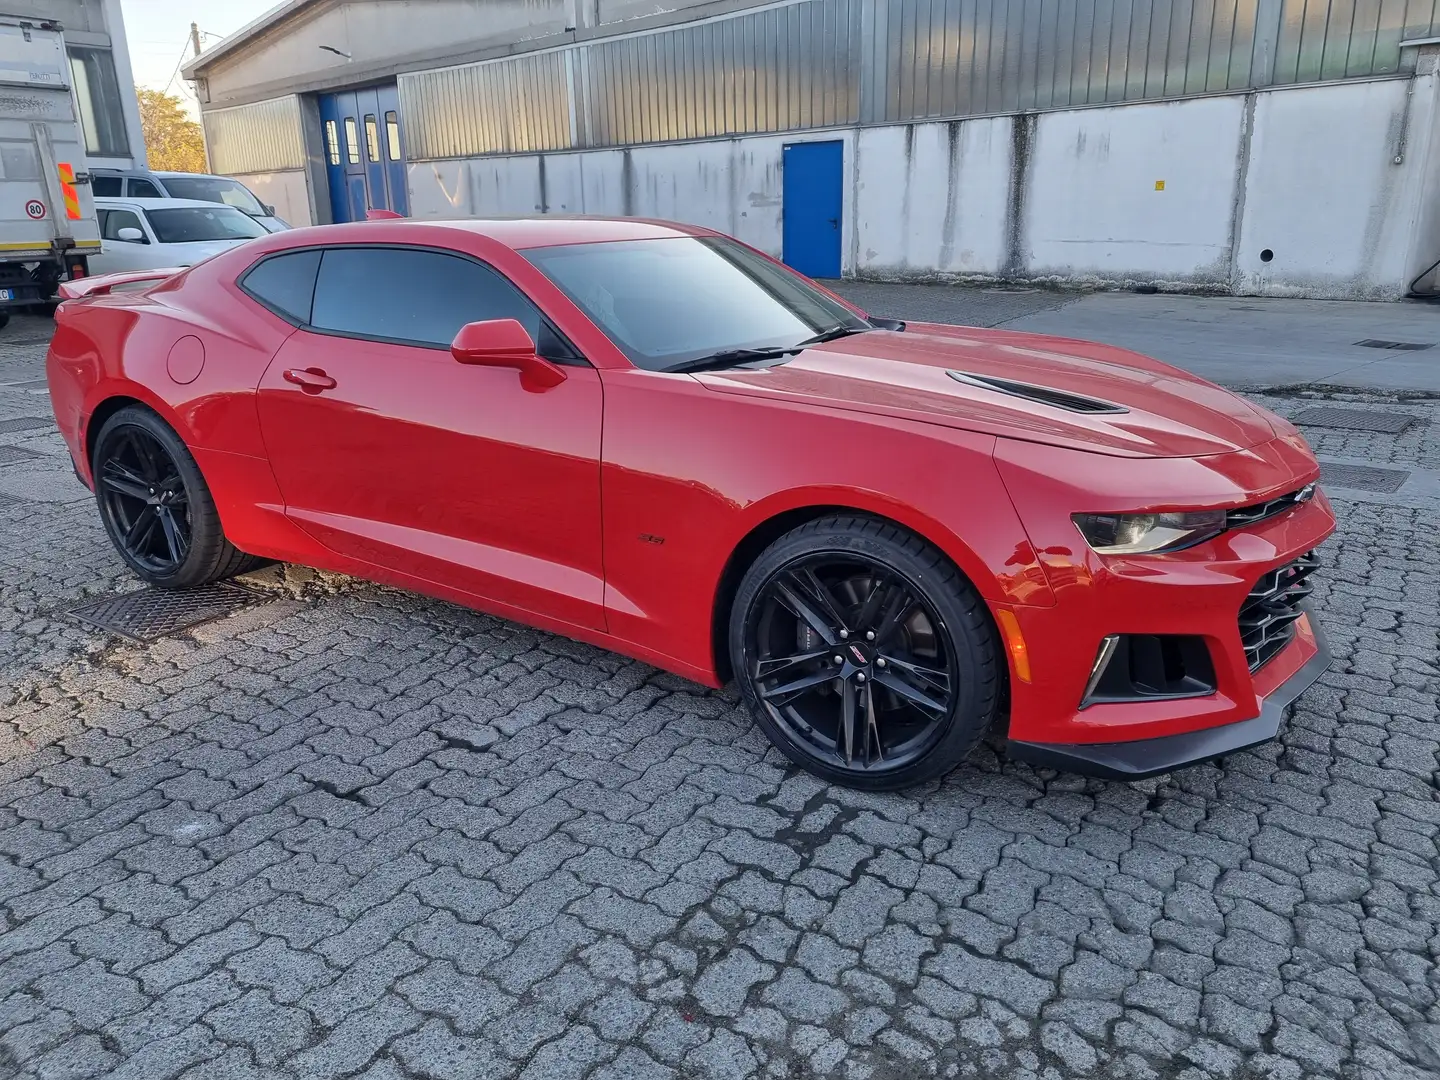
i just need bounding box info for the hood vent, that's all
[946,370,1129,415]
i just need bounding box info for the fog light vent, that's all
[1080,634,1216,709]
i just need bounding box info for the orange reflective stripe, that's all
[58,162,81,220]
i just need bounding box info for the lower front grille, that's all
[1239,552,1319,672]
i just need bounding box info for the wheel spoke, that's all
[157,508,187,565]
[755,648,831,681]
[879,655,951,696]
[856,573,897,629]
[874,667,948,716]
[123,509,157,553]
[862,677,883,765]
[839,678,856,764]
[871,584,915,644]
[772,576,842,646]
[100,461,151,501]
[759,668,836,707]
[125,431,162,482]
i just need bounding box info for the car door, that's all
[93,205,150,273]
[251,245,607,631]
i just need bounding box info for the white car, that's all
[91,170,292,233]
[91,198,268,275]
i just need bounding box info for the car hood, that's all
[694,323,1282,458]
[161,238,253,265]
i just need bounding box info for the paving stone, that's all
[1,318,1437,1080]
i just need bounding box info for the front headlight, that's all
[1072,510,1227,554]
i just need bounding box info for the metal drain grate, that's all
[0,416,51,434]
[1354,339,1433,351]
[68,582,272,642]
[0,445,44,466]
[1320,462,1410,493]
[1292,406,1420,434]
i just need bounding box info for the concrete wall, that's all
[233,170,315,227]
[398,72,1440,299]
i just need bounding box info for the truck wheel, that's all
[0,314,10,331]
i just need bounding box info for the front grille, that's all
[1227,486,1313,530]
[1239,552,1319,672]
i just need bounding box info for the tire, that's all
[0,313,10,331]
[92,405,264,588]
[729,514,1001,791]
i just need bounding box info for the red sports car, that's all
[46,218,1334,790]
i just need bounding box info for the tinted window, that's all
[148,206,267,243]
[310,247,557,352]
[161,176,265,216]
[525,236,868,371]
[101,209,146,241]
[91,175,122,197]
[67,47,129,156]
[242,250,321,324]
[128,178,163,198]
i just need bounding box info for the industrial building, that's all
[184,0,1440,300]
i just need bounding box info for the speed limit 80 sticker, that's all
[25,199,47,220]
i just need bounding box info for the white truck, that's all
[0,15,101,327]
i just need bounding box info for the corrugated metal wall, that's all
[389,0,1440,160]
[202,96,306,174]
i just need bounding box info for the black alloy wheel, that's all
[731,515,1000,790]
[97,425,192,575]
[92,405,265,588]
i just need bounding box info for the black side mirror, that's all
[869,317,906,332]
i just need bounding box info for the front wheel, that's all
[92,405,262,588]
[729,515,1002,791]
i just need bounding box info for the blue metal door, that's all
[782,140,844,278]
[318,85,409,222]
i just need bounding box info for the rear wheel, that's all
[730,515,1001,790]
[92,405,263,588]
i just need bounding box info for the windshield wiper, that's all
[795,324,874,346]
[663,347,801,374]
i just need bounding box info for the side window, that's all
[309,247,575,359]
[102,209,146,242]
[96,208,109,232]
[325,120,341,166]
[344,118,360,165]
[128,177,163,198]
[364,115,379,162]
[240,250,322,325]
[91,175,122,197]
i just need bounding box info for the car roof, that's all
[95,197,252,211]
[151,171,247,180]
[272,216,715,251]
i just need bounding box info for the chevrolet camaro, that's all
[46,218,1335,790]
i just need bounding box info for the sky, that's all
[118,0,282,111]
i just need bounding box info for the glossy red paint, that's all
[45,219,1336,758]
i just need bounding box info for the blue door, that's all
[318,85,409,222]
[782,140,844,278]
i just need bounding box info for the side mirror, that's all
[451,319,566,392]
[116,227,147,243]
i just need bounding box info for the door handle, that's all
[282,367,337,393]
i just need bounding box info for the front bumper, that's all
[1006,602,1331,779]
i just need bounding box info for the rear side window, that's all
[92,175,121,197]
[241,250,322,324]
[310,247,544,348]
[128,177,163,198]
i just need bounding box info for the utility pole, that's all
[189,22,202,58]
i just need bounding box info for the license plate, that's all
[0,289,12,301]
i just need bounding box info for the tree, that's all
[136,88,207,173]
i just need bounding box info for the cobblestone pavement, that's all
[2,306,1439,1080]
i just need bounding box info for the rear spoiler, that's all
[57,267,185,300]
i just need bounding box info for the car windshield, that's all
[523,236,870,371]
[160,176,267,216]
[146,206,267,244]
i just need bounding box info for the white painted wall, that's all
[853,118,1011,277]
[1024,97,1245,286]
[393,74,1436,300]
[234,170,314,227]
[1235,75,1437,299]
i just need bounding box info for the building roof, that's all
[181,0,316,79]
